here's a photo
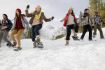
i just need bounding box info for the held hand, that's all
[60,18,64,22]
[51,16,54,20]
[60,19,63,22]
[26,5,30,10]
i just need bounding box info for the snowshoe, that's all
[37,42,44,48]
[14,47,22,51]
[72,36,79,40]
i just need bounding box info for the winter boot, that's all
[33,36,41,48]
[33,41,37,48]
[65,40,69,46]
[35,36,44,48]
[36,36,41,44]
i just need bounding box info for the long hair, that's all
[15,8,22,19]
[68,8,75,16]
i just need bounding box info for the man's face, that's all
[85,10,89,14]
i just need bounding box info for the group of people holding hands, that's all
[0,5,104,51]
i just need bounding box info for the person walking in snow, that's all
[25,5,54,48]
[80,9,93,41]
[0,14,13,47]
[61,8,79,46]
[93,11,104,39]
[10,8,29,51]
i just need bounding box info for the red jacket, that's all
[63,13,77,26]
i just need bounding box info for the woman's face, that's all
[68,9,73,14]
[3,15,6,19]
[35,6,41,12]
[16,10,20,15]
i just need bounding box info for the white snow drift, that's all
[0,28,105,70]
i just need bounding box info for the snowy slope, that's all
[0,28,105,70]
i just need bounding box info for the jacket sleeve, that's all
[89,17,94,26]
[7,19,13,31]
[42,12,52,22]
[23,17,30,29]
[81,18,86,26]
[25,10,34,17]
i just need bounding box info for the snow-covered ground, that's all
[0,28,105,70]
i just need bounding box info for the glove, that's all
[51,16,54,20]
[26,5,30,10]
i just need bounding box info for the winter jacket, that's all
[12,16,29,30]
[81,16,93,26]
[63,13,77,26]
[25,10,52,25]
[15,17,24,29]
[0,19,13,31]
[94,15,102,25]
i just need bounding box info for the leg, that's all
[35,24,42,43]
[93,24,97,36]
[35,24,42,36]
[2,31,12,45]
[97,25,104,39]
[32,26,37,42]
[10,29,17,42]
[81,25,87,40]
[65,25,71,45]
[72,29,77,37]
[66,25,71,40]
[15,29,24,48]
[0,31,3,47]
[88,25,92,40]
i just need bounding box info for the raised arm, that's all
[42,12,54,22]
[25,5,34,17]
